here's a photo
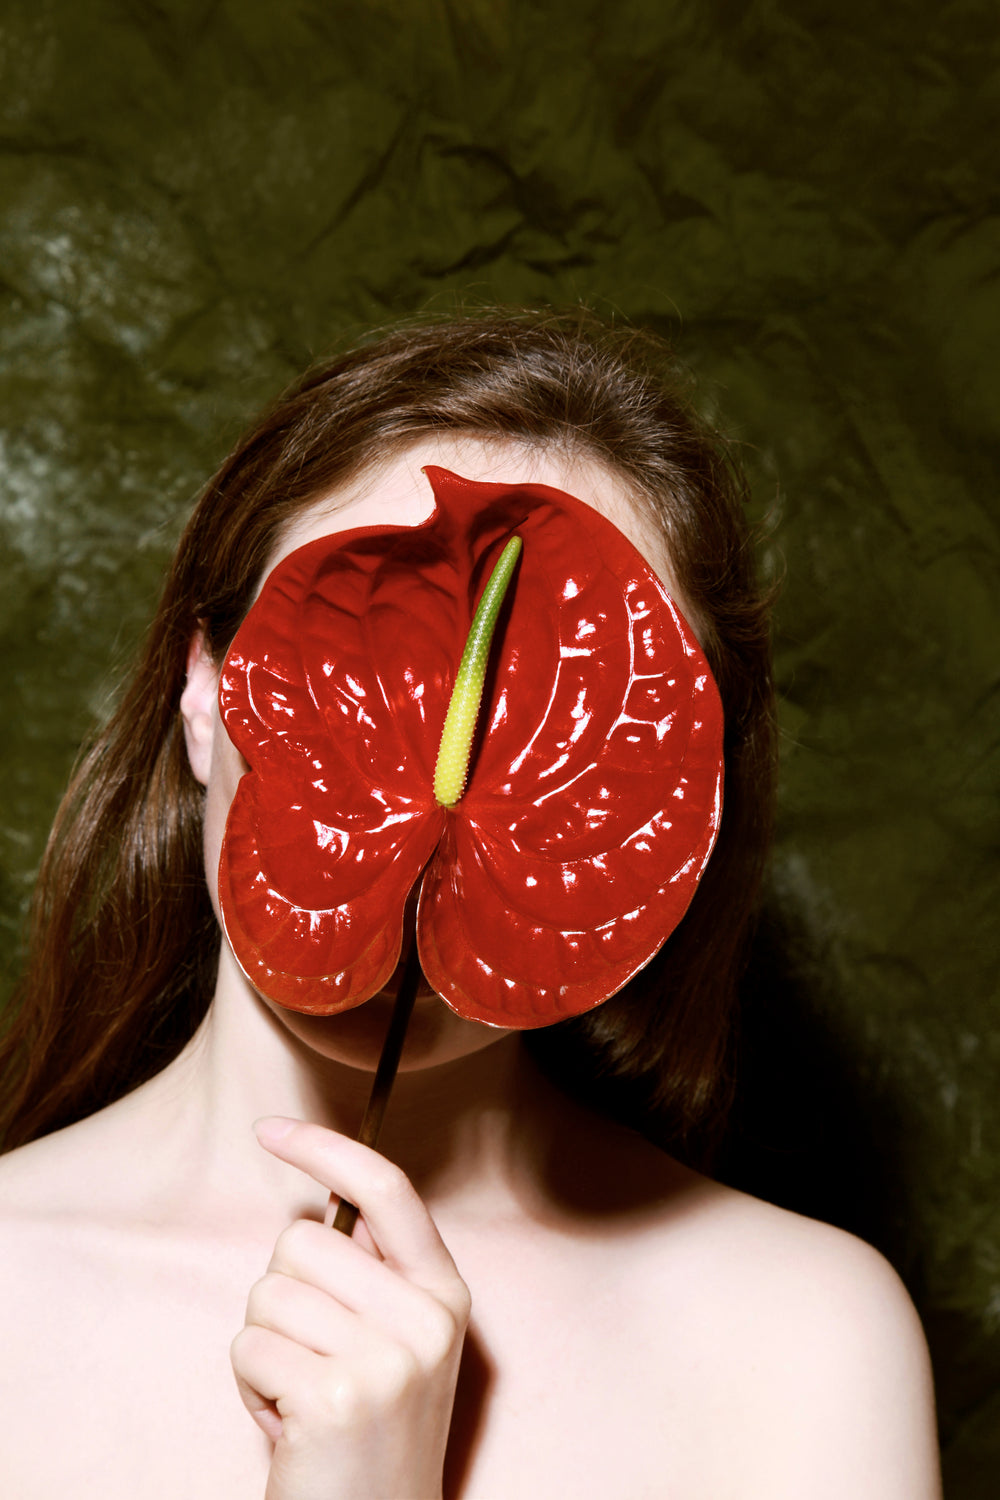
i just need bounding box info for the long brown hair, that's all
[0,309,776,1161]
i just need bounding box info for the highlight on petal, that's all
[217,467,724,1026]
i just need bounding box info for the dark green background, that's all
[1,1,997,1489]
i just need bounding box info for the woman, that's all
[0,311,940,1498]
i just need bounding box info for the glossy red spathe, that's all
[218,467,723,1028]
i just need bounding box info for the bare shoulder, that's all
[0,1086,189,1296]
[626,1159,942,1498]
[0,1112,271,1497]
[651,1161,923,1314]
[0,1093,149,1220]
[0,1115,135,1419]
[0,1103,157,1334]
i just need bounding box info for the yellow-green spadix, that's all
[433,535,523,807]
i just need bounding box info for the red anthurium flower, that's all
[218,467,723,1029]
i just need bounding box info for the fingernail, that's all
[253,1116,298,1145]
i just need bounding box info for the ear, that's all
[179,630,218,787]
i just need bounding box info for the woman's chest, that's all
[1,1224,749,1500]
[0,1227,274,1498]
[443,1234,737,1499]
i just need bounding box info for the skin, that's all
[0,436,942,1498]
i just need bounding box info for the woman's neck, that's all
[132,944,557,1236]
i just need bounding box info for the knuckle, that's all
[229,1322,260,1373]
[375,1342,421,1401]
[244,1273,279,1326]
[450,1276,473,1328]
[363,1157,413,1210]
[312,1361,394,1429]
[310,1345,419,1425]
[418,1299,464,1366]
[311,1371,363,1429]
[271,1216,318,1269]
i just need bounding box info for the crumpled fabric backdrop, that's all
[0,0,996,1489]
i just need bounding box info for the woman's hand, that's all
[231,1117,471,1500]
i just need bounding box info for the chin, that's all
[260,984,511,1075]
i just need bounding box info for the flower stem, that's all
[331,938,424,1236]
[332,535,522,1235]
[433,535,522,808]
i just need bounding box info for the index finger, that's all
[253,1117,460,1291]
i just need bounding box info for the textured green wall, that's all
[1,1,996,1489]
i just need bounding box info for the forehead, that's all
[269,433,680,594]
